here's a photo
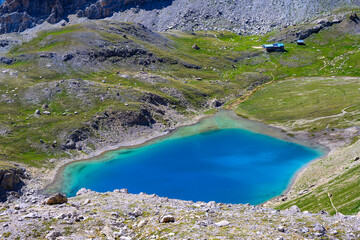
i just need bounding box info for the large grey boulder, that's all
[45,193,68,205]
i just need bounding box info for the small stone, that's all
[192,44,200,50]
[46,231,62,240]
[43,111,51,115]
[314,223,326,233]
[318,210,329,215]
[354,157,359,161]
[24,212,40,219]
[119,237,132,240]
[137,219,148,228]
[102,80,106,83]
[101,226,115,240]
[160,215,175,223]
[215,220,230,227]
[289,205,301,213]
[120,188,129,194]
[83,199,91,205]
[330,229,338,235]
[35,109,41,115]
[277,226,285,232]
[300,227,309,233]
[206,201,216,208]
[61,53,73,62]
[56,213,67,219]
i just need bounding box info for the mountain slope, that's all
[0,0,360,34]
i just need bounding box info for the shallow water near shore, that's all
[59,111,323,204]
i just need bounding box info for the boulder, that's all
[61,53,74,62]
[1,172,19,190]
[215,220,230,227]
[350,13,359,22]
[289,205,301,213]
[210,99,223,108]
[62,139,76,150]
[314,223,326,233]
[45,193,68,205]
[0,168,24,192]
[277,225,285,232]
[192,44,200,50]
[160,214,175,223]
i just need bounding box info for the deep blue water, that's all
[61,128,321,204]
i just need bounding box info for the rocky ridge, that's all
[0,0,151,33]
[1,188,360,239]
[0,0,359,34]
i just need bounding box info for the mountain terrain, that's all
[0,0,360,239]
[0,0,360,34]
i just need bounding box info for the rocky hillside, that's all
[0,0,359,34]
[1,188,360,239]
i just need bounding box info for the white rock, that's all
[289,205,301,213]
[101,226,115,240]
[215,220,230,227]
[119,237,132,240]
[82,199,91,205]
[56,213,67,219]
[137,219,148,228]
[24,212,40,219]
[76,188,88,196]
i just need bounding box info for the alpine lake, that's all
[55,111,323,205]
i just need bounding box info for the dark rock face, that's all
[91,109,156,130]
[139,93,168,106]
[0,167,25,191]
[0,166,26,201]
[0,0,150,33]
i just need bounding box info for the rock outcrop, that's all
[0,166,25,191]
[0,164,26,201]
[0,0,150,33]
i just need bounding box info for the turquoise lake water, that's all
[60,114,322,204]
